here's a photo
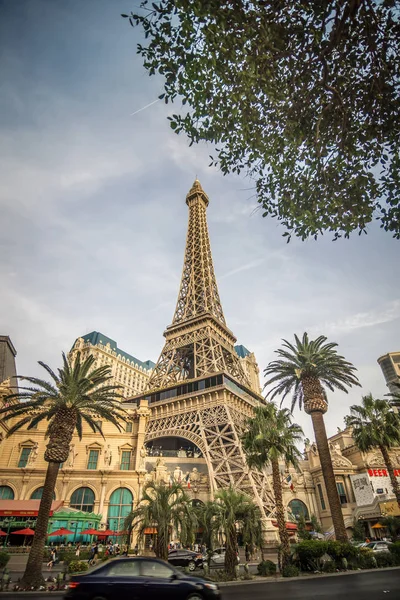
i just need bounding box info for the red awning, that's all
[80,529,100,535]
[272,521,298,531]
[48,528,74,537]
[143,527,157,534]
[13,528,35,535]
[97,529,120,537]
[0,500,63,517]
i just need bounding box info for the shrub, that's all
[351,548,376,570]
[321,560,337,573]
[209,569,232,582]
[68,561,89,574]
[374,552,395,568]
[297,515,311,541]
[389,542,400,564]
[282,564,300,577]
[327,541,358,561]
[0,553,10,569]
[59,550,91,564]
[257,560,277,576]
[295,540,328,571]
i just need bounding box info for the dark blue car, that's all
[65,557,221,600]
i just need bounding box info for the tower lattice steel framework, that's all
[144,180,275,520]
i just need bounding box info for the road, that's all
[2,568,398,600]
[221,569,400,600]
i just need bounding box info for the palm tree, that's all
[0,352,126,587]
[195,500,219,566]
[386,382,400,408]
[264,332,360,542]
[346,394,400,508]
[380,516,400,541]
[124,481,197,561]
[212,487,261,579]
[242,403,303,569]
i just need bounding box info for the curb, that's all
[217,565,400,587]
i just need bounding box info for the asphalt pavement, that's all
[2,568,399,600]
[221,569,400,600]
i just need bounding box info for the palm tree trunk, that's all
[157,526,168,560]
[21,461,59,588]
[271,459,290,569]
[224,526,237,579]
[379,445,400,509]
[310,411,347,542]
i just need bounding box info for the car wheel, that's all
[186,594,203,600]
[188,560,196,571]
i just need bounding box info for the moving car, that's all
[65,557,220,600]
[365,541,392,553]
[168,549,204,571]
[207,547,240,566]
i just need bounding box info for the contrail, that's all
[130,98,160,116]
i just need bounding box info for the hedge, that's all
[257,560,277,576]
[68,561,89,574]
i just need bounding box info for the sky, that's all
[0,0,399,441]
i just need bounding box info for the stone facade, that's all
[69,332,155,399]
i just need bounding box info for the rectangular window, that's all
[317,483,326,510]
[126,422,133,433]
[120,451,131,470]
[18,447,32,468]
[87,450,99,470]
[336,481,348,505]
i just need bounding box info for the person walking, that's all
[47,549,56,571]
[75,542,81,558]
[245,543,251,563]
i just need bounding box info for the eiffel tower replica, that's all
[139,180,275,530]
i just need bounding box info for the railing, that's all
[145,449,203,458]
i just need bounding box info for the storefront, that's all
[0,500,102,546]
[0,499,63,546]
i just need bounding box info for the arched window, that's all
[30,487,56,500]
[288,499,310,521]
[107,488,133,532]
[70,487,95,512]
[0,486,14,500]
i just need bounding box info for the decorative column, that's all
[134,399,150,471]
[98,477,107,517]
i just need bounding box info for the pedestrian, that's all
[245,543,250,562]
[75,542,81,557]
[88,544,95,565]
[47,549,56,570]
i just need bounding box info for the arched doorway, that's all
[107,488,133,532]
[288,499,310,521]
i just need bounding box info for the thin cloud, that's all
[316,300,400,336]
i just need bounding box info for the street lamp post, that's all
[70,521,79,544]
[3,518,13,547]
